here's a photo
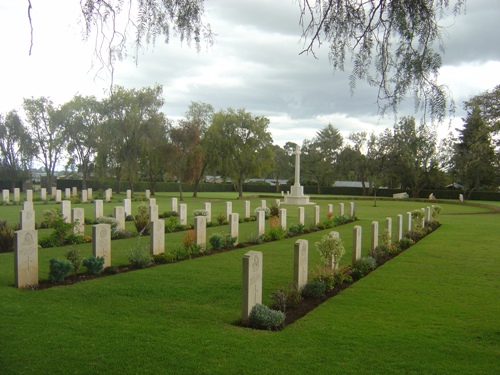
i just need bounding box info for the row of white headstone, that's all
[241,205,437,322]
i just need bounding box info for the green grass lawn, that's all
[0,194,499,374]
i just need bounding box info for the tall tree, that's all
[184,101,214,198]
[204,108,274,198]
[270,145,293,192]
[23,97,67,189]
[60,95,102,190]
[451,107,496,198]
[302,124,343,193]
[0,111,35,190]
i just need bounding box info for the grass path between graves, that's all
[0,195,499,374]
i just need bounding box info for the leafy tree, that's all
[270,145,293,192]
[0,111,35,190]
[299,0,466,121]
[98,85,165,192]
[60,95,102,190]
[451,107,496,197]
[204,108,274,197]
[302,124,343,193]
[23,97,67,189]
[184,101,214,198]
[464,84,500,134]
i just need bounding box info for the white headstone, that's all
[225,201,232,221]
[260,200,266,208]
[371,221,379,252]
[145,190,151,199]
[244,201,251,218]
[256,210,265,236]
[229,213,239,245]
[14,230,38,288]
[298,207,305,225]
[171,197,178,212]
[352,225,362,263]
[51,187,56,198]
[40,188,46,201]
[279,208,287,230]
[149,198,156,206]
[349,202,355,219]
[114,206,125,231]
[123,198,131,217]
[150,219,165,255]
[339,203,345,216]
[55,190,62,203]
[22,201,33,210]
[92,224,111,268]
[397,214,403,241]
[204,202,212,223]
[65,188,71,199]
[19,210,35,231]
[87,188,93,200]
[72,187,78,197]
[242,251,263,323]
[406,212,412,232]
[81,189,88,203]
[385,217,392,242]
[94,200,104,220]
[149,205,159,222]
[26,189,33,202]
[105,189,111,202]
[14,188,20,202]
[126,189,132,199]
[194,216,207,248]
[2,189,9,203]
[72,208,85,236]
[459,194,464,202]
[61,200,71,223]
[327,204,333,214]
[275,199,281,207]
[313,205,320,226]
[179,203,187,225]
[294,239,308,290]
[426,206,432,222]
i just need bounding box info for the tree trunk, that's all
[179,181,184,201]
[238,176,243,198]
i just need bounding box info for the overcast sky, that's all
[1,0,499,146]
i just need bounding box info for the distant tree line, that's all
[0,84,499,199]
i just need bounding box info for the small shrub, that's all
[380,229,392,248]
[48,258,73,282]
[83,256,105,275]
[333,215,348,225]
[288,223,305,236]
[172,246,189,261]
[134,216,150,235]
[127,236,152,268]
[66,248,82,275]
[165,216,180,233]
[216,213,227,226]
[270,283,303,312]
[334,267,353,284]
[264,217,286,241]
[153,253,176,264]
[302,280,326,298]
[246,233,263,245]
[398,237,415,251]
[192,209,208,217]
[351,256,377,280]
[412,209,425,229]
[96,216,119,237]
[315,234,345,271]
[254,206,271,216]
[208,232,236,250]
[182,230,196,249]
[311,265,336,292]
[103,266,120,274]
[404,230,424,243]
[248,304,285,331]
[269,203,280,218]
[159,210,178,218]
[369,245,391,260]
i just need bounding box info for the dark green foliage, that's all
[83,256,105,275]
[159,211,179,218]
[39,210,84,248]
[66,248,82,275]
[312,267,335,292]
[128,241,153,269]
[0,221,15,253]
[48,259,73,282]
[103,266,120,274]
[369,245,391,261]
[153,253,176,264]
[351,257,377,280]
[398,237,415,251]
[165,216,180,233]
[216,213,226,226]
[208,232,236,250]
[288,223,305,236]
[270,283,303,313]
[248,304,285,331]
[269,203,280,218]
[302,280,326,299]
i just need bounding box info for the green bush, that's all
[127,237,152,268]
[398,237,415,251]
[165,216,180,233]
[208,232,237,250]
[66,248,82,275]
[288,223,305,236]
[269,203,280,218]
[302,280,326,298]
[351,257,377,280]
[48,258,73,282]
[248,304,285,331]
[0,221,15,253]
[83,256,105,275]
[311,266,336,292]
[39,210,84,248]
[153,253,176,264]
[270,283,303,312]
[315,234,345,271]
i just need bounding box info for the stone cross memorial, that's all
[284,144,311,205]
[242,251,263,323]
